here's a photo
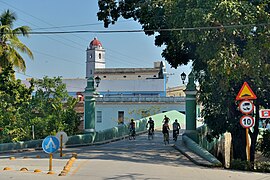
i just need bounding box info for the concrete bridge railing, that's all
[0,118,148,152]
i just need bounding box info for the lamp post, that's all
[84,76,101,133]
[184,72,198,142]
[181,72,187,84]
[95,76,101,87]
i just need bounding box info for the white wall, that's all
[97,79,164,92]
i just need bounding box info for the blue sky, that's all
[0,0,191,88]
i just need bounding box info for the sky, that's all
[0,0,192,88]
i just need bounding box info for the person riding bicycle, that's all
[172,119,181,141]
[129,119,136,137]
[163,115,170,124]
[146,117,155,135]
[162,121,170,144]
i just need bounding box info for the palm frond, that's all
[13,26,31,37]
[0,10,16,27]
[9,38,34,59]
[8,48,26,72]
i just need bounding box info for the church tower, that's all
[86,37,105,78]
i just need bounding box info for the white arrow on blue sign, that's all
[42,136,60,154]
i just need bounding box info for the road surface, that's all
[0,132,269,180]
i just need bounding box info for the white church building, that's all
[25,38,186,131]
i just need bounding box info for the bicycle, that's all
[173,130,179,141]
[129,129,136,140]
[163,133,169,145]
[148,129,154,140]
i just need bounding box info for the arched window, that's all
[99,53,101,59]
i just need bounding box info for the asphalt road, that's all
[0,132,269,180]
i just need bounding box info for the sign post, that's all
[49,153,53,171]
[42,136,60,173]
[236,82,257,161]
[56,131,68,158]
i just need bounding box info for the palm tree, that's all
[0,9,33,72]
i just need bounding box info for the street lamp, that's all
[94,76,101,87]
[180,72,187,84]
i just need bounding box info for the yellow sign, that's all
[236,82,257,100]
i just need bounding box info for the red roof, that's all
[90,37,102,48]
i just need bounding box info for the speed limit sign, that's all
[240,115,254,128]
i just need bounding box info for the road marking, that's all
[70,160,88,176]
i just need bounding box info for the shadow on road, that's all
[63,131,197,168]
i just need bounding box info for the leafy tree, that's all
[97,0,270,163]
[27,76,80,139]
[0,9,33,72]
[259,130,270,158]
[0,65,33,142]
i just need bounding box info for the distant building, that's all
[24,38,188,131]
[166,86,186,97]
[64,37,167,98]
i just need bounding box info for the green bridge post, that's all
[84,77,96,133]
[184,72,198,142]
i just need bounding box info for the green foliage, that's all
[97,0,270,161]
[0,10,80,142]
[28,76,81,139]
[230,159,252,171]
[255,161,270,173]
[0,65,33,142]
[259,130,270,158]
[0,70,80,142]
[0,9,33,72]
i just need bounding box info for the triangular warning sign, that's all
[236,82,257,100]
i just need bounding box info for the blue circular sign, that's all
[42,136,60,154]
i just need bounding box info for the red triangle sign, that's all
[236,82,257,100]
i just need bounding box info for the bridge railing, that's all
[0,110,182,152]
[66,118,148,146]
[96,96,185,103]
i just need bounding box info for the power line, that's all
[0,1,150,68]
[31,20,134,30]
[32,49,85,66]
[6,23,269,35]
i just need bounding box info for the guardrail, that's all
[96,96,185,103]
[0,119,148,152]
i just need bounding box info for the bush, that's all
[255,161,270,173]
[259,130,270,158]
[230,159,252,171]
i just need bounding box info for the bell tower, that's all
[86,37,105,78]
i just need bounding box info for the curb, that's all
[173,143,214,167]
[182,135,222,167]
[173,135,223,168]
